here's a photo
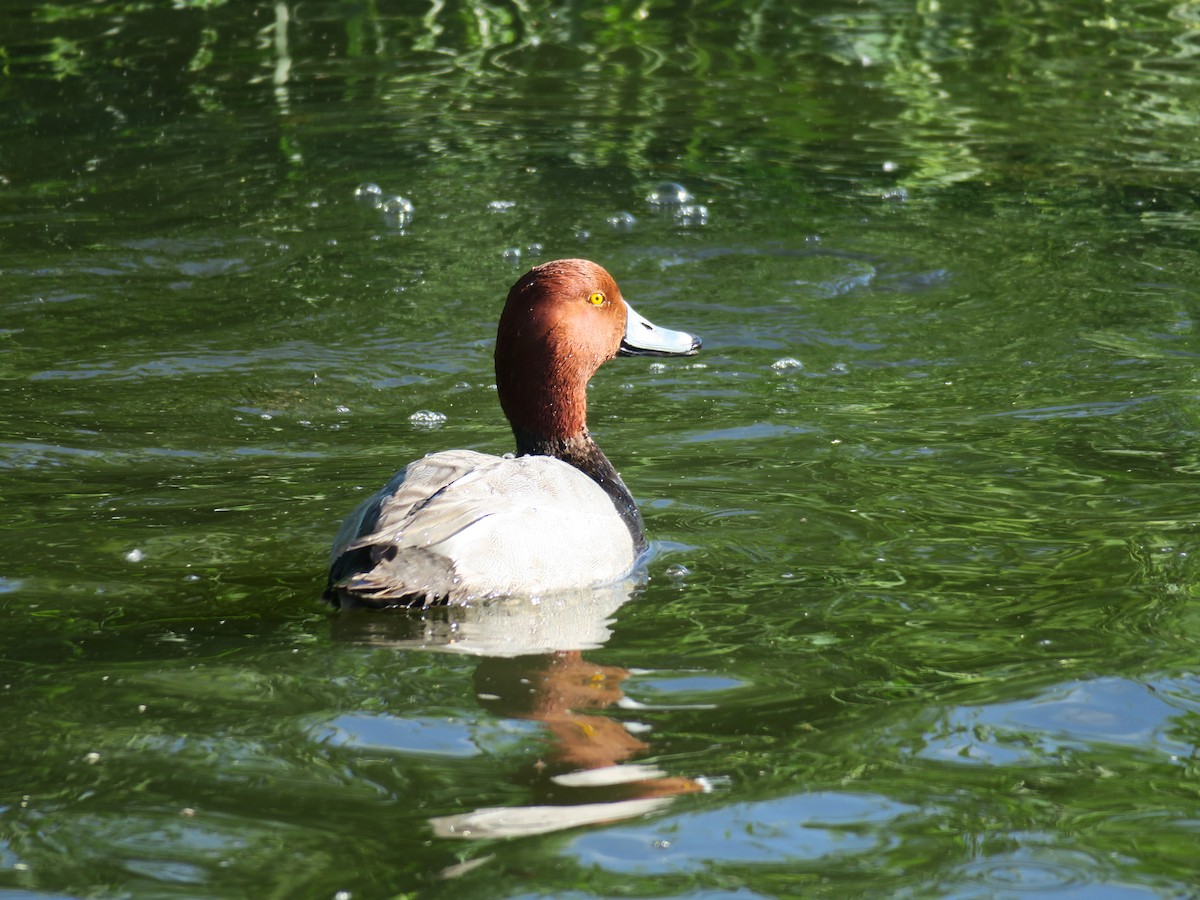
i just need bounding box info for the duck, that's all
[325,258,701,609]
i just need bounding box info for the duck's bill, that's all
[619,302,702,357]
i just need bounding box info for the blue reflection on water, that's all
[566,792,913,874]
[921,675,1198,765]
[314,712,537,757]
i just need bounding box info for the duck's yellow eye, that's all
[588,291,606,306]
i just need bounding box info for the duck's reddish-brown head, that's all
[494,259,699,445]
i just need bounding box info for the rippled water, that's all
[3,1,1200,897]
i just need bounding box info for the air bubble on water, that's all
[410,410,447,429]
[648,362,667,374]
[665,564,690,581]
[772,357,803,371]
[354,182,383,205]
[381,195,414,226]
[647,181,693,206]
[526,242,544,257]
[882,160,899,173]
[576,229,591,241]
[125,548,145,563]
[502,246,522,263]
[607,211,636,231]
[830,362,849,374]
[674,203,709,226]
[335,404,350,414]
[882,188,908,203]
[488,200,516,211]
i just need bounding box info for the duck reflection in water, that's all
[330,588,707,841]
[445,649,707,838]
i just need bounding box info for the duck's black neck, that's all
[512,427,647,555]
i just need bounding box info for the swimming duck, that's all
[325,258,701,608]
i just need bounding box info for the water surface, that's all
[2,1,1200,897]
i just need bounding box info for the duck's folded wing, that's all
[328,449,497,561]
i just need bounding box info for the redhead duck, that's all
[326,258,701,608]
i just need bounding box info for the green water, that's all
[3,1,1200,897]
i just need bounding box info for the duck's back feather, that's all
[326,449,640,607]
